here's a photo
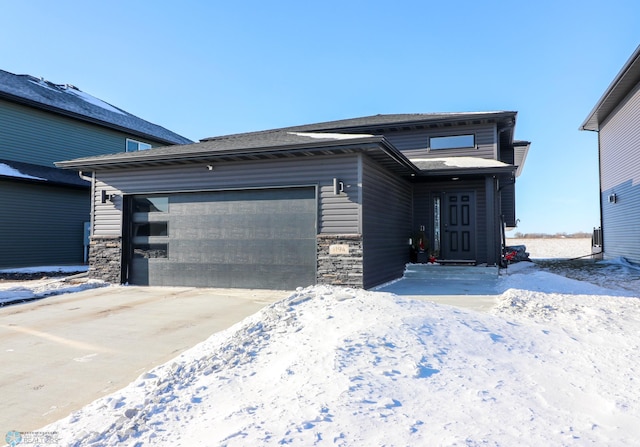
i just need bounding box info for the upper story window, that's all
[126,138,152,152]
[429,134,475,150]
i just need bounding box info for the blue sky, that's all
[2,0,639,235]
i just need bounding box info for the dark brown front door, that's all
[442,191,476,261]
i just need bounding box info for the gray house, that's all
[0,69,192,268]
[57,112,530,289]
[581,45,640,264]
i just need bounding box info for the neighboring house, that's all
[57,112,530,289]
[0,69,192,268]
[581,45,640,264]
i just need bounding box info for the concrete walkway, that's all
[375,264,503,312]
[0,285,287,432]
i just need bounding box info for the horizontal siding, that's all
[384,124,497,160]
[0,99,160,167]
[0,180,89,267]
[601,180,640,264]
[362,154,413,288]
[93,154,362,237]
[599,82,640,191]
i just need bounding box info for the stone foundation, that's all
[317,234,363,287]
[88,236,122,283]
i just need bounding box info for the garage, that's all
[125,187,317,289]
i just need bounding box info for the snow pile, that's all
[0,266,105,306]
[35,270,640,446]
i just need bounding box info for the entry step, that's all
[403,264,499,281]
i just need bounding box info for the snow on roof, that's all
[288,131,374,140]
[0,162,44,180]
[411,156,511,170]
[0,69,192,145]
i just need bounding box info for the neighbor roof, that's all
[0,159,88,188]
[581,45,640,131]
[0,69,192,145]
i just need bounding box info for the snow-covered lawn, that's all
[14,261,638,446]
[506,237,592,259]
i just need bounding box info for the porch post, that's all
[485,175,498,265]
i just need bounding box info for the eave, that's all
[56,136,420,176]
[580,45,640,132]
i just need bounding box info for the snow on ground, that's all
[0,266,105,306]
[11,260,637,446]
[506,237,592,259]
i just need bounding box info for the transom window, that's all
[429,134,475,150]
[126,138,152,152]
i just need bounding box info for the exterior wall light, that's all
[101,190,117,203]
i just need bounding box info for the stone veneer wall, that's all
[88,236,122,283]
[316,234,364,287]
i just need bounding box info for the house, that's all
[56,112,530,289]
[581,45,640,264]
[0,69,192,268]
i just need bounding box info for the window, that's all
[126,138,152,152]
[429,134,475,150]
[133,196,169,213]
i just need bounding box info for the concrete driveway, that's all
[0,285,288,432]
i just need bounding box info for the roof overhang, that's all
[56,135,420,176]
[580,45,640,132]
[513,140,530,178]
[410,157,515,178]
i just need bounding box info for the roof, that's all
[201,111,518,141]
[56,130,419,175]
[0,159,88,188]
[56,111,522,178]
[580,45,640,131]
[0,69,192,145]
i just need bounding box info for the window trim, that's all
[428,134,476,151]
[126,138,152,152]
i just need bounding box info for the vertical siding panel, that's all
[599,82,640,263]
[361,155,412,288]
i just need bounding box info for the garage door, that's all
[127,187,317,289]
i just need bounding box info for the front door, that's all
[442,191,476,261]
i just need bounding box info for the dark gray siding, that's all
[0,180,89,267]
[383,124,497,159]
[599,81,640,263]
[501,183,516,228]
[412,180,488,263]
[0,99,159,167]
[361,154,412,288]
[92,154,363,238]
